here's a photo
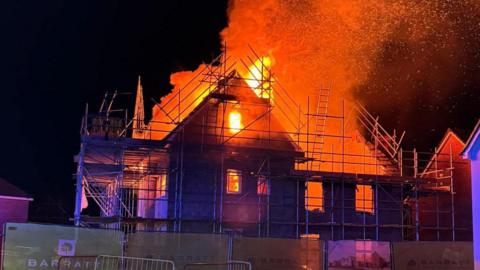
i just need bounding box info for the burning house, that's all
[73,51,470,242]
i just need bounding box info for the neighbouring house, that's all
[0,177,32,231]
[417,129,472,241]
[461,119,480,270]
[0,177,32,262]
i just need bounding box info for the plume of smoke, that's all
[221,0,480,125]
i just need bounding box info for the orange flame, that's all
[228,110,243,133]
[242,57,274,100]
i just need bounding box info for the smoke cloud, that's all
[220,0,480,147]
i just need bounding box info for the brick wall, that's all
[0,198,29,233]
[0,198,29,269]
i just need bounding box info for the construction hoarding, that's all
[328,240,391,270]
[1,223,123,270]
[233,237,323,270]
[392,241,473,270]
[126,232,228,269]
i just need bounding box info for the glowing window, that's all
[228,111,243,134]
[227,169,242,194]
[356,185,374,213]
[305,182,324,212]
[155,174,167,197]
[257,175,269,195]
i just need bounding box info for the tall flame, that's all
[242,57,274,100]
[228,110,243,133]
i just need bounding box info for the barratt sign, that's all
[1,223,123,270]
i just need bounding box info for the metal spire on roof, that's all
[133,75,146,138]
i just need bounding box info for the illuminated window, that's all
[227,169,242,194]
[257,175,269,195]
[305,182,324,212]
[228,111,243,134]
[155,174,167,197]
[356,185,374,213]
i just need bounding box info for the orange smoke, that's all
[219,0,452,174]
[148,0,457,175]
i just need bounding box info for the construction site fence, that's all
[1,223,123,270]
[1,223,475,270]
[57,255,175,270]
[182,261,251,270]
[94,255,175,270]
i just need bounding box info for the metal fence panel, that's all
[183,260,251,270]
[94,255,175,270]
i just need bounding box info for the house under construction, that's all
[73,49,472,242]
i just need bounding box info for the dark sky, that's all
[0,1,478,223]
[0,1,227,223]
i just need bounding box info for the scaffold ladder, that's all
[311,86,331,170]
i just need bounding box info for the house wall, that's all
[166,141,405,240]
[0,197,29,263]
[0,198,29,233]
[167,143,299,237]
[418,135,472,241]
[302,181,403,241]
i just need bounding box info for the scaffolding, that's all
[74,47,469,242]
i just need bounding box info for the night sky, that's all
[1,1,478,223]
[1,1,227,223]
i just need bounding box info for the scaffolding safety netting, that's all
[232,237,323,270]
[125,232,228,269]
[392,241,473,270]
[1,223,123,270]
[327,240,391,270]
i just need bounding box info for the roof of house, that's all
[449,127,471,143]
[421,129,466,176]
[0,177,32,199]
[461,119,480,159]
[162,72,303,154]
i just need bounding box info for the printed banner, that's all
[126,232,228,269]
[233,237,323,270]
[328,240,391,270]
[392,241,473,270]
[1,223,123,270]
